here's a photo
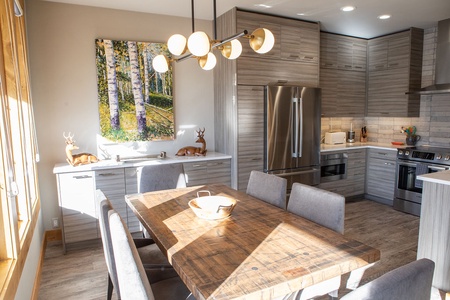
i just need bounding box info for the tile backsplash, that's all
[321,94,450,148]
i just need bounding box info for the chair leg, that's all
[107,273,114,300]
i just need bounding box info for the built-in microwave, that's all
[320,153,348,183]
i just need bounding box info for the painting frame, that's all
[95,38,175,142]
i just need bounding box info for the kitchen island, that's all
[416,170,450,293]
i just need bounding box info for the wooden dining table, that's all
[125,184,380,300]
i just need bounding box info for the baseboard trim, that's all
[30,229,62,300]
[46,229,62,242]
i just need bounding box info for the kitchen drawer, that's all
[368,149,397,160]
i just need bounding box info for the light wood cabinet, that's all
[319,33,367,117]
[235,10,320,86]
[318,149,366,199]
[367,28,423,117]
[320,68,366,117]
[237,85,265,191]
[320,33,367,71]
[183,159,231,187]
[57,171,97,248]
[365,149,397,205]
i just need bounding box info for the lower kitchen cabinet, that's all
[318,149,366,199]
[55,157,231,250]
[183,159,231,187]
[365,148,397,205]
[56,171,97,250]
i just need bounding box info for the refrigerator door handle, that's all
[298,96,303,158]
[292,97,299,157]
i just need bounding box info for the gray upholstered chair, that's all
[137,163,187,193]
[341,258,435,300]
[246,170,287,209]
[287,182,345,234]
[98,192,174,299]
[109,210,195,300]
[284,182,345,299]
[137,164,187,239]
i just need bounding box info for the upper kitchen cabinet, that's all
[320,33,367,117]
[367,28,424,117]
[321,33,367,72]
[235,10,320,86]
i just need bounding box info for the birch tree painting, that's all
[95,39,174,142]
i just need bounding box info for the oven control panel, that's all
[397,147,450,166]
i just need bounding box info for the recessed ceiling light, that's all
[378,14,391,20]
[255,4,272,9]
[340,6,356,12]
[297,13,305,16]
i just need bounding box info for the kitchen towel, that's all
[415,163,429,189]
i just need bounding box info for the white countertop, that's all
[320,142,401,152]
[53,151,232,174]
[417,170,450,186]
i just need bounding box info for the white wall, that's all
[26,0,215,230]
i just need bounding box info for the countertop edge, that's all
[417,170,450,186]
[53,152,232,174]
[320,142,401,152]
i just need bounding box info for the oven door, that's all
[395,160,450,204]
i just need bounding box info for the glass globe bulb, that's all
[167,34,187,56]
[198,52,217,70]
[152,55,169,73]
[188,31,211,57]
[221,39,243,60]
[250,28,275,54]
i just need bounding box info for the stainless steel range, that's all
[394,146,450,216]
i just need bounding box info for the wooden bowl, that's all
[189,195,236,220]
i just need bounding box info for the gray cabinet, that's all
[318,149,366,198]
[183,159,231,187]
[321,33,367,71]
[365,149,397,204]
[367,28,424,117]
[320,33,367,117]
[234,10,320,86]
[237,85,265,191]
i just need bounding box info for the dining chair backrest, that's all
[340,258,435,300]
[246,170,287,209]
[137,163,187,193]
[109,210,156,300]
[287,182,345,234]
[97,191,121,298]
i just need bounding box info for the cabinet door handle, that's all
[252,158,262,161]
[378,153,387,156]
[384,162,395,166]
[73,175,92,179]
[98,173,116,177]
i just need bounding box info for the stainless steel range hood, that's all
[413,19,450,95]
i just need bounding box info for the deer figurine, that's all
[176,128,207,156]
[64,132,99,166]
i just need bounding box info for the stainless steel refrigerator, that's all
[264,84,321,190]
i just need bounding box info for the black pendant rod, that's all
[191,0,195,32]
[213,0,217,40]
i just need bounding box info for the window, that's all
[0,0,40,298]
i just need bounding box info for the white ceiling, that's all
[41,0,450,38]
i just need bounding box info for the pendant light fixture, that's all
[152,0,275,73]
